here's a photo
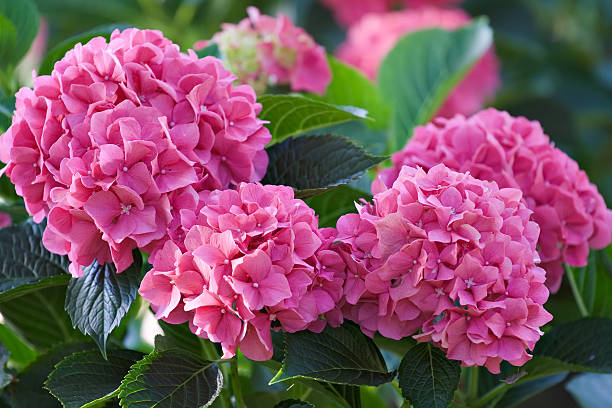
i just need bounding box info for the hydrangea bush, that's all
[0,2,610,408]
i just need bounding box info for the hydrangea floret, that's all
[0,28,270,276]
[139,183,346,360]
[335,164,552,373]
[379,109,612,291]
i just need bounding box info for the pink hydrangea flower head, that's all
[336,7,499,118]
[320,0,461,27]
[379,109,612,292]
[0,212,10,228]
[139,183,347,360]
[202,7,331,95]
[0,28,270,276]
[336,164,552,373]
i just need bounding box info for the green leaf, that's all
[258,94,371,144]
[274,399,315,408]
[270,322,394,386]
[38,23,129,75]
[567,249,612,318]
[378,19,493,152]
[526,317,612,375]
[321,383,362,408]
[118,349,223,408]
[306,185,368,228]
[45,349,144,408]
[0,203,29,224]
[397,342,461,408]
[0,286,85,350]
[195,43,220,59]
[0,16,17,70]
[262,135,387,199]
[0,220,71,303]
[0,342,12,390]
[0,0,39,66]
[0,324,37,370]
[65,251,142,357]
[3,342,94,408]
[312,57,391,130]
[495,373,567,408]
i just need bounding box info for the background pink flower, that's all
[139,183,346,360]
[379,109,612,292]
[335,164,552,373]
[336,7,499,118]
[201,7,331,95]
[0,28,270,276]
[0,212,10,228]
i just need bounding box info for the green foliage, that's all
[0,324,36,370]
[0,0,39,68]
[262,134,386,198]
[0,342,13,391]
[566,248,612,318]
[258,94,371,144]
[118,349,223,408]
[38,23,130,75]
[274,399,315,408]
[64,251,142,357]
[313,57,391,130]
[378,19,493,152]
[270,323,395,386]
[0,286,85,350]
[195,42,220,59]
[0,220,70,303]
[397,342,461,408]
[495,373,568,408]
[45,349,143,408]
[306,185,367,228]
[2,342,94,407]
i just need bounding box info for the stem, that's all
[230,357,246,408]
[471,383,508,408]
[565,265,589,318]
[467,366,479,401]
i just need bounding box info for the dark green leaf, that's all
[306,185,368,228]
[397,342,461,408]
[38,23,130,75]
[0,286,85,350]
[378,19,493,152]
[45,349,143,408]
[0,220,71,303]
[0,0,39,66]
[274,399,315,408]
[321,383,361,408]
[526,317,612,375]
[3,342,94,408]
[157,321,220,361]
[262,135,387,199]
[65,251,142,357]
[312,57,390,130]
[0,203,29,224]
[0,324,37,370]
[195,42,220,59]
[258,94,371,144]
[118,349,223,408]
[495,373,567,408]
[270,322,394,386]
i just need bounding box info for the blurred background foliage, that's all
[1,0,611,406]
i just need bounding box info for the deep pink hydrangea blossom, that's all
[139,183,346,360]
[0,212,10,228]
[0,28,270,276]
[336,7,499,118]
[335,164,552,373]
[379,109,612,292]
[321,0,461,27]
[198,7,331,95]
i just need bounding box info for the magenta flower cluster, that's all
[198,7,331,95]
[336,7,500,118]
[0,28,270,276]
[379,109,612,291]
[139,183,346,360]
[336,164,552,373]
